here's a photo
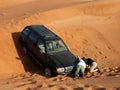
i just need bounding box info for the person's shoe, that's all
[97,69,101,73]
[80,76,84,79]
[74,75,79,79]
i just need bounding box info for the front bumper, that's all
[57,66,74,75]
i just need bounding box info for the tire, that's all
[44,67,52,77]
[22,46,28,55]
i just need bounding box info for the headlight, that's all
[56,67,65,72]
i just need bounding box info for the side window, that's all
[22,28,31,36]
[37,39,45,53]
[28,32,38,43]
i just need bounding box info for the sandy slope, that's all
[0,0,92,22]
[0,73,120,90]
[0,0,37,9]
[0,0,120,90]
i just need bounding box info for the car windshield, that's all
[46,40,68,53]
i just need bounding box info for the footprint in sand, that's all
[107,73,119,77]
[113,87,120,90]
[52,76,68,81]
[95,87,106,90]
[84,87,93,90]
[0,13,6,16]
[32,84,43,90]
[48,84,56,88]
[73,87,84,90]
[92,85,107,90]
[98,51,103,55]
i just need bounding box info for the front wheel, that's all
[44,67,52,77]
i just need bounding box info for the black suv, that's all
[20,25,78,77]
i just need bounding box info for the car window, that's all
[46,40,67,53]
[37,39,45,53]
[28,32,39,43]
[22,28,31,36]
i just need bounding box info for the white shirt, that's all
[77,58,86,68]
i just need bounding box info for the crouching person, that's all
[82,57,101,73]
[74,56,86,79]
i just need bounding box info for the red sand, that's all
[0,0,120,89]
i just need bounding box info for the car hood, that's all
[48,51,77,67]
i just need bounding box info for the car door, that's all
[27,32,47,64]
[27,31,39,57]
[36,39,48,63]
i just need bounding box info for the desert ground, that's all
[0,0,120,90]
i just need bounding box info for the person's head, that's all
[82,57,85,60]
[82,57,87,63]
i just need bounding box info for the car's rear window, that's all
[22,28,31,36]
[28,32,39,43]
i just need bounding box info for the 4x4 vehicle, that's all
[20,25,78,77]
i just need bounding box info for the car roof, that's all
[28,25,60,40]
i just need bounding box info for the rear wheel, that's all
[22,46,28,55]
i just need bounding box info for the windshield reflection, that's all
[46,40,67,53]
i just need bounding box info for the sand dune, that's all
[0,69,120,90]
[0,0,120,89]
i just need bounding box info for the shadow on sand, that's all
[12,32,43,75]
